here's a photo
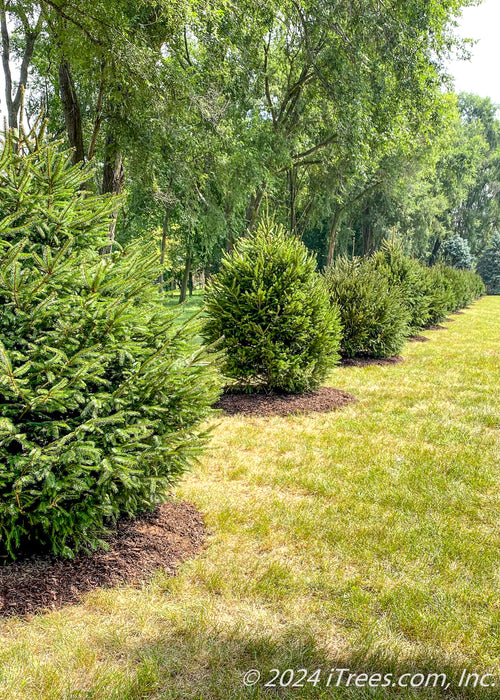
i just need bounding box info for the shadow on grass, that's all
[91,619,498,699]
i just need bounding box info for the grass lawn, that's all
[0,297,499,699]
[165,290,206,345]
[165,289,205,318]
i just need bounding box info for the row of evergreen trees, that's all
[0,127,485,560]
[325,243,485,359]
[477,233,500,295]
[203,221,484,389]
[440,232,500,290]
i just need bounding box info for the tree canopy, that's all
[1,0,497,289]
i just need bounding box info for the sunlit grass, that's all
[0,297,499,699]
[165,289,205,317]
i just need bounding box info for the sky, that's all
[447,0,500,104]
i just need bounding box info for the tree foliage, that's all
[0,123,219,559]
[372,241,431,334]
[203,217,341,393]
[1,0,485,282]
[476,232,500,294]
[324,257,410,358]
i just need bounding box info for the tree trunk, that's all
[1,9,41,130]
[362,206,373,256]
[326,210,342,267]
[1,9,16,129]
[245,187,264,231]
[101,133,125,253]
[87,63,105,160]
[58,59,85,164]
[188,271,193,296]
[178,254,192,304]
[157,205,171,289]
[429,237,441,266]
[288,167,297,235]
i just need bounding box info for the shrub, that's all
[477,233,500,294]
[324,256,410,358]
[461,269,485,303]
[0,124,219,559]
[371,240,430,333]
[442,234,474,270]
[203,217,341,393]
[421,265,456,325]
[440,266,484,310]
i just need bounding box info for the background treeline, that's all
[1,0,500,293]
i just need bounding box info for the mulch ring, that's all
[340,355,404,368]
[213,386,356,417]
[409,335,430,343]
[426,324,447,331]
[451,311,465,315]
[0,501,206,618]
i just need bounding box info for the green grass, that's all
[0,297,499,699]
[165,290,205,344]
[165,289,205,317]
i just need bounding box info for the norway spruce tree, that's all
[0,122,219,559]
[203,217,341,393]
[324,256,410,358]
[372,240,431,334]
[421,264,456,325]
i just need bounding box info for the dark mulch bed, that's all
[451,311,465,315]
[213,386,356,417]
[0,501,206,618]
[426,324,447,331]
[409,335,430,343]
[444,317,455,322]
[340,355,404,368]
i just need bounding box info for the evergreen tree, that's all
[203,217,341,394]
[476,233,500,294]
[421,265,456,325]
[372,240,431,334]
[324,256,410,358]
[0,122,219,559]
[442,234,474,270]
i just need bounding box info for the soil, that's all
[451,311,465,315]
[213,386,356,417]
[426,324,447,331]
[0,501,206,618]
[409,336,430,343]
[444,317,455,322]
[340,355,404,368]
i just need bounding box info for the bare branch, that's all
[263,34,277,126]
[183,27,193,66]
[276,65,312,125]
[292,133,337,162]
[0,7,14,126]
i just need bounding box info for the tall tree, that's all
[0,1,43,128]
